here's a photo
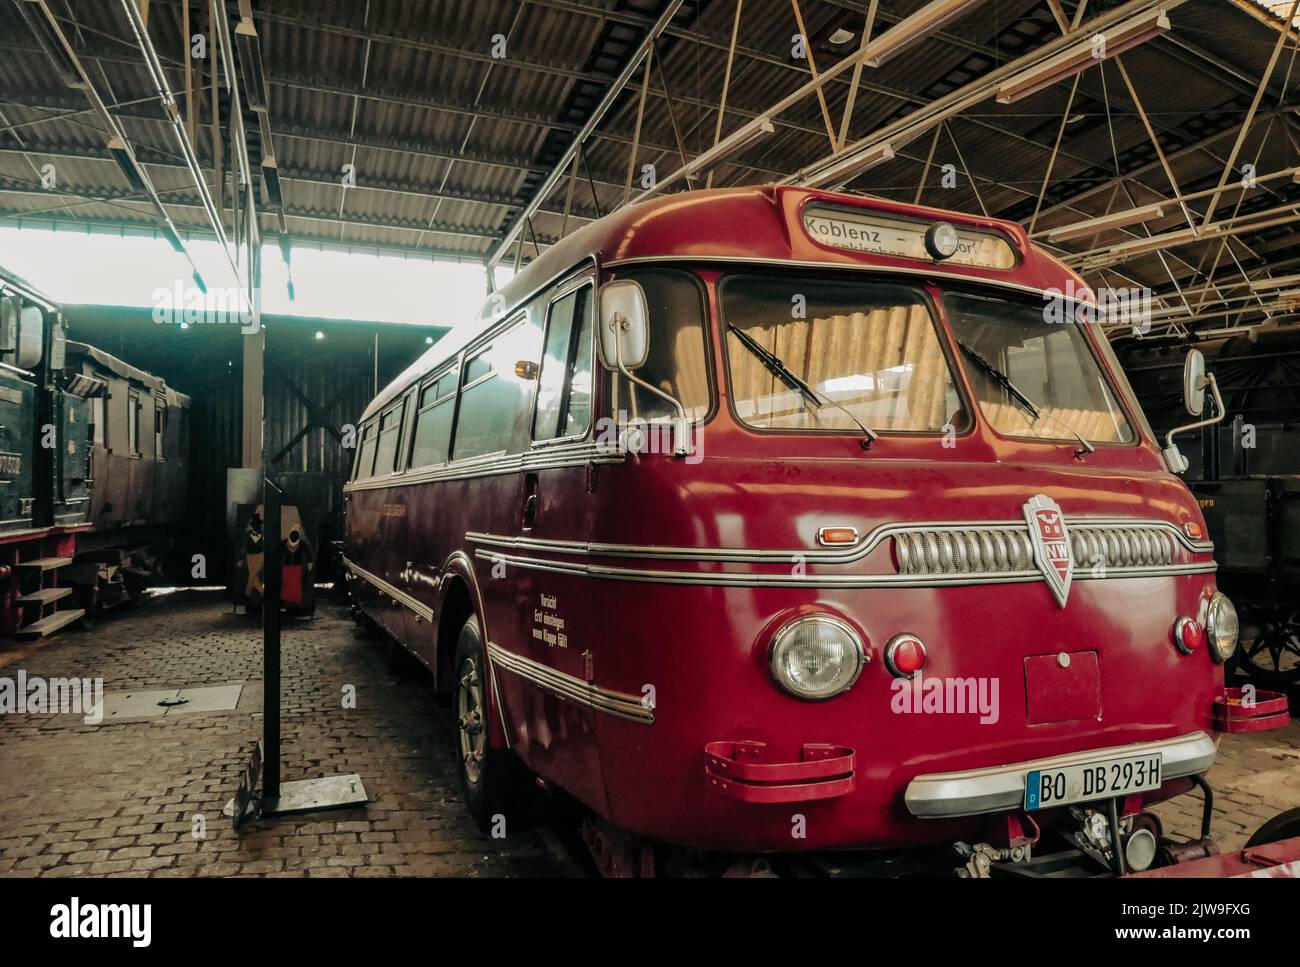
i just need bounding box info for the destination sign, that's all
[803,206,1017,270]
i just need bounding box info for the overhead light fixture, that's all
[234,18,268,111]
[997,9,1172,104]
[1042,203,1167,242]
[15,0,83,87]
[262,158,284,208]
[828,27,856,45]
[106,135,147,191]
[866,0,987,68]
[802,142,895,190]
[159,224,186,254]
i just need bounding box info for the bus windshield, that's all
[942,292,1134,445]
[720,275,963,434]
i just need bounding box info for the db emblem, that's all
[1023,494,1073,608]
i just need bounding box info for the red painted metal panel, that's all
[1133,836,1300,878]
[1024,652,1102,725]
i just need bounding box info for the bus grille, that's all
[894,525,1176,576]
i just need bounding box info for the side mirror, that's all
[598,280,650,371]
[1183,348,1207,416]
[596,279,690,459]
[1164,349,1225,476]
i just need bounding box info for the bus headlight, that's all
[768,615,865,701]
[1206,592,1239,663]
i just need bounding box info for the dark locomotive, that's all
[0,268,190,638]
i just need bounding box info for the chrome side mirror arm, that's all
[610,314,691,459]
[1163,372,1225,475]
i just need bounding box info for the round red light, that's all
[885,634,927,678]
[1173,616,1203,655]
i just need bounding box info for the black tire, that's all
[1244,808,1300,848]
[453,615,515,833]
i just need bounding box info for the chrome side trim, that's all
[344,443,624,493]
[342,556,434,623]
[467,516,1211,564]
[472,548,1214,588]
[903,731,1218,819]
[485,642,654,724]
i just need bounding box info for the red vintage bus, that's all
[343,186,1290,877]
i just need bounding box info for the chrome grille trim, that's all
[897,526,1035,576]
[897,523,1177,577]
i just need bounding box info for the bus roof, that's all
[361,185,1086,422]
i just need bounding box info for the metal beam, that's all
[117,0,233,255]
[10,0,208,288]
[0,143,605,223]
[1199,0,1300,227]
[485,0,687,267]
[0,176,558,244]
[791,0,1185,189]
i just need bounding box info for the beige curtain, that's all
[729,304,950,430]
[981,401,1128,443]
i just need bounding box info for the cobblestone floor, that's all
[0,590,1296,877]
[0,591,569,878]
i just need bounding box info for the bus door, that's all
[503,277,606,810]
[400,369,458,669]
[368,394,410,641]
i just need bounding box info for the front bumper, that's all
[904,730,1218,819]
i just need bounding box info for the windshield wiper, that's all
[955,340,1095,459]
[728,323,878,449]
[956,341,1040,419]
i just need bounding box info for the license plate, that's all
[1024,753,1162,810]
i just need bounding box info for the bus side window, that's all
[534,284,593,442]
[608,269,711,424]
[354,420,378,480]
[373,400,406,475]
[409,369,457,468]
[452,316,533,461]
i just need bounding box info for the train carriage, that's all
[0,270,192,636]
[344,186,1289,876]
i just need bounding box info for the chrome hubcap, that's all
[457,657,486,785]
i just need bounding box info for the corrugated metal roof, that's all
[0,0,1296,338]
